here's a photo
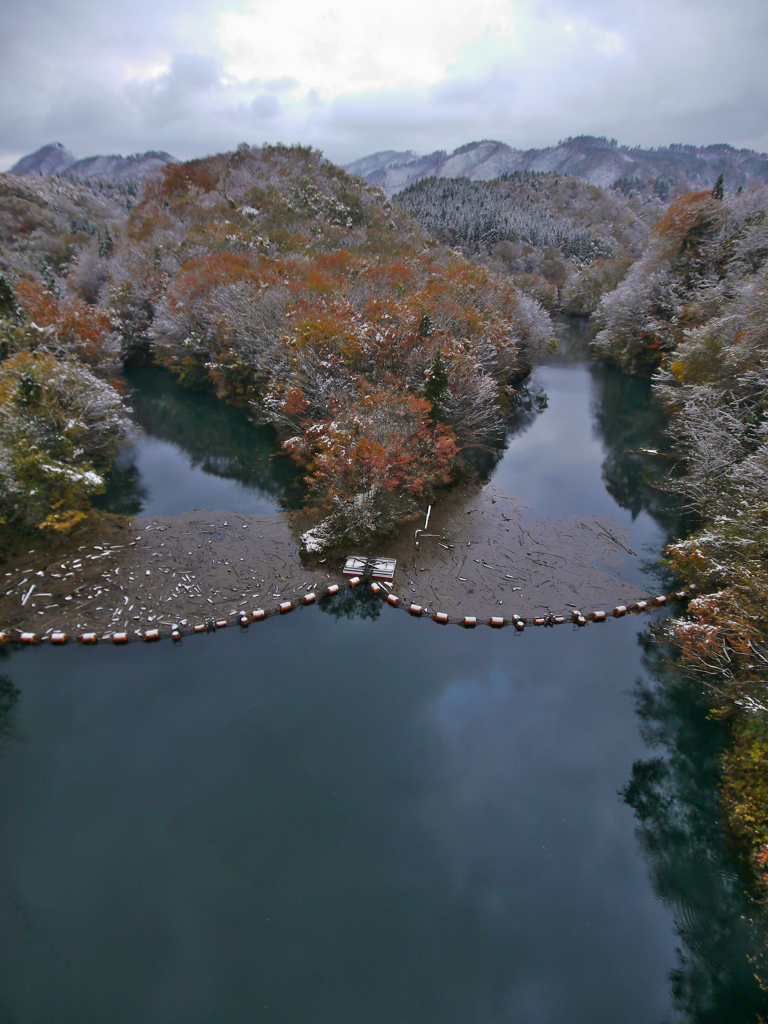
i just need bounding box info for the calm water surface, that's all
[0,326,764,1022]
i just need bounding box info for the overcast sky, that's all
[2,0,766,170]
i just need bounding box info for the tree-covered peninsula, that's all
[0,144,552,550]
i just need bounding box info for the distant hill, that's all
[345,137,768,197]
[9,143,176,180]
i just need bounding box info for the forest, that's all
[0,144,551,551]
[595,179,768,888]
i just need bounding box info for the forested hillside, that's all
[397,172,656,314]
[594,181,768,884]
[0,144,552,549]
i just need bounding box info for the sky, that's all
[2,0,767,170]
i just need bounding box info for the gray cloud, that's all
[1,0,766,170]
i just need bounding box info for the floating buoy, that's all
[571,609,582,621]
[593,610,607,622]
[409,604,423,616]
[613,605,627,617]
[239,616,250,627]
[304,592,317,604]
[434,612,448,624]
[80,632,98,644]
[20,632,37,644]
[279,601,293,613]
[654,595,667,605]
[113,632,128,644]
[193,623,206,633]
[144,629,160,642]
[327,584,340,595]
[576,615,587,627]
[533,617,546,626]
[386,594,399,607]
[635,600,649,611]
[215,619,228,629]
[0,632,7,645]
[462,616,476,628]
[553,615,565,625]
[251,609,265,621]
[172,629,182,641]
[490,616,504,628]
[370,583,381,595]
[675,591,688,601]
[50,632,67,644]
[348,576,361,587]
[514,619,525,631]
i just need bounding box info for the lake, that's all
[0,322,764,1023]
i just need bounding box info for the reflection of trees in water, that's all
[96,366,305,513]
[588,361,689,536]
[318,587,382,621]
[464,379,549,480]
[0,671,20,750]
[622,636,768,1022]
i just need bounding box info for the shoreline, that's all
[0,482,656,642]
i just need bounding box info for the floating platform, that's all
[343,556,397,581]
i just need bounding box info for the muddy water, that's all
[0,324,764,1023]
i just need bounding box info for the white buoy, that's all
[409,604,423,616]
[490,616,504,628]
[279,601,293,613]
[251,609,266,621]
[462,616,477,628]
[434,612,448,624]
[327,584,340,595]
[387,594,399,607]
[144,629,160,642]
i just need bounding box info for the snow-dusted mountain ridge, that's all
[345,137,768,196]
[9,143,176,181]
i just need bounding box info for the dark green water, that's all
[1,326,765,1023]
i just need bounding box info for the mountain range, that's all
[8,142,176,180]
[344,136,768,196]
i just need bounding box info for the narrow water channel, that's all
[0,324,764,1023]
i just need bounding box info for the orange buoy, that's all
[113,632,128,644]
[20,632,37,644]
[215,618,228,629]
[327,584,340,595]
[193,623,206,633]
[387,594,399,607]
[409,604,423,616]
[462,616,477,628]
[172,629,182,641]
[553,615,565,625]
[144,629,160,642]
[80,632,98,644]
[251,609,265,621]
[576,615,587,627]
[434,612,448,624]
[635,600,649,611]
[514,619,525,631]
[304,592,317,604]
[533,617,546,626]
[239,616,249,627]
[654,595,667,605]
[0,632,7,644]
[348,576,361,587]
[279,601,293,613]
[613,605,627,617]
[50,632,67,644]
[370,583,381,595]
[490,616,504,628]
[675,591,688,601]
[593,610,607,622]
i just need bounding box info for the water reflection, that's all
[622,636,768,1022]
[95,366,304,517]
